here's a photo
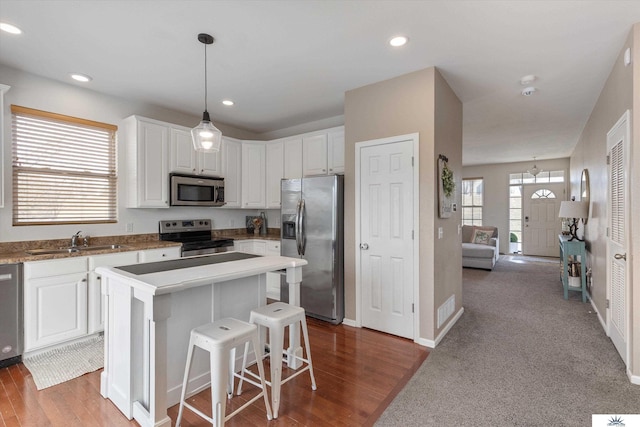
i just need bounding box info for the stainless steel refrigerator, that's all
[280,175,344,324]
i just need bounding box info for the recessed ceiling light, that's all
[0,22,22,34]
[389,36,408,47]
[520,75,537,85]
[70,73,92,83]
[222,99,234,106]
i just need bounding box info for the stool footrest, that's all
[182,402,214,425]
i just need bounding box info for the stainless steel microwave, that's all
[169,173,225,207]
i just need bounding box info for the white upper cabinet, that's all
[302,127,344,176]
[241,141,266,209]
[266,141,284,208]
[283,137,303,179]
[327,128,345,174]
[125,115,170,208]
[170,126,221,176]
[221,137,242,208]
[302,134,328,176]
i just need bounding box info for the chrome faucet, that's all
[70,230,82,248]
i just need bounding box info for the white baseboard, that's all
[416,307,465,349]
[591,297,608,333]
[628,370,640,385]
[342,318,357,327]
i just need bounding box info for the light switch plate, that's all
[438,227,443,239]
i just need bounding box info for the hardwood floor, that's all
[0,318,428,426]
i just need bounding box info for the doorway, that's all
[522,183,565,257]
[606,110,630,365]
[355,133,419,340]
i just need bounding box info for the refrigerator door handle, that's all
[295,199,302,255]
[299,199,306,255]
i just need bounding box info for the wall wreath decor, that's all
[438,154,455,218]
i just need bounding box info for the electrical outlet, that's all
[126,223,133,233]
[438,227,443,239]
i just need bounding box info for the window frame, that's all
[461,177,483,226]
[11,105,118,226]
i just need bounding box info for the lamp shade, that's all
[558,201,588,219]
[191,111,222,152]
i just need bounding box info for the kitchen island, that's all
[96,251,308,427]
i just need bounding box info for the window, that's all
[461,178,483,226]
[11,105,117,225]
[531,189,556,199]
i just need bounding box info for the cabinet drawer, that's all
[266,241,280,255]
[88,251,139,269]
[25,257,88,279]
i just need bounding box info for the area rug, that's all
[23,335,104,390]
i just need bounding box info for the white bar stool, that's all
[237,302,317,419]
[176,318,272,427]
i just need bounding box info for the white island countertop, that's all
[96,251,308,296]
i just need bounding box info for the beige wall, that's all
[569,24,639,378]
[344,67,463,342]
[463,158,570,254]
[0,64,265,242]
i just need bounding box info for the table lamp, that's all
[558,201,588,241]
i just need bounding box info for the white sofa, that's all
[462,225,499,270]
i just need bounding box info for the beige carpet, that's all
[376,255,640,426]
[23,335,104,390]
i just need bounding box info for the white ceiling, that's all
[1,1,639,165]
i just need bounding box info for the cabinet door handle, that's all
[614,253,627,261]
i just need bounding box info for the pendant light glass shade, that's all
[192,33,222,152]
[527,157,542,177]
[191,110,222,151]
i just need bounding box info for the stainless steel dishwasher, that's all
[0,263,23,368]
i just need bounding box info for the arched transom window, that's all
[531,189,556,199]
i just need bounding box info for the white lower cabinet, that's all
[24,257,89,352]
[139,246,181,263]
[234,239,281,300]
[88,252,139,334]
[24,246,181,353]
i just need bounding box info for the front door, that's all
[522,183,565,257]
[607,110,630,364]
[358,137,415,339]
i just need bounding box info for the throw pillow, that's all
[472,229,492,245]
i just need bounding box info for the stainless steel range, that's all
[159,219,234,257]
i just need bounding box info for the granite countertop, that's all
[0,235,181,264]
[0,228,281,264]
[213,228,280,241]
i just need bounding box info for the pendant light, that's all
[527,157,542,177]
[191,33,222,152]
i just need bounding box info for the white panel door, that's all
[241,142,266,208]
[169,127,197,174]
[283,137,303,179]
[360,139,414,339]
[327,128,345,174]
[522,183,564,257]
[221,137,242,208]
[607,111,630,365]
[139,120,169,207]
[302,134,328,176]
[266,141,284,208]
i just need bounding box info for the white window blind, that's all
[11,105,117,225]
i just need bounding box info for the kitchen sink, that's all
[25,244,130,255]
[78,244,130,251]
[25,247,81,255]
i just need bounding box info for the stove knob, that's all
[172,222,177,226]
[165,222,171,227]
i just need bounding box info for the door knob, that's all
[614,253,627,261]
[360,243,369,250]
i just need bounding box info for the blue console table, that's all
[558,235,588,302]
